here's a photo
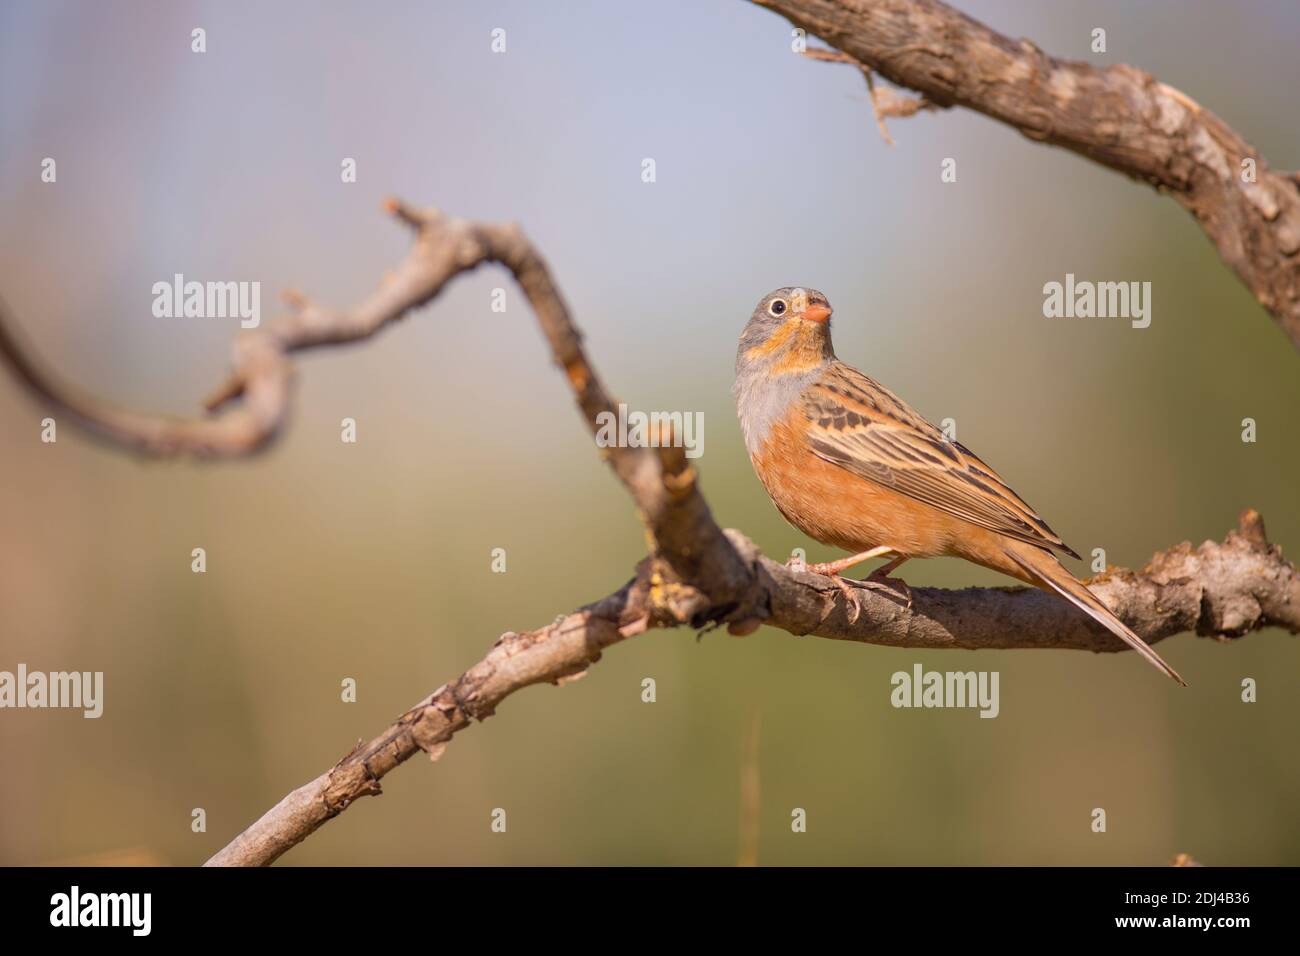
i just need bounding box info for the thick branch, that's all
[756,0,1300,348]
[205,509,1297,866]
[748,509,1299,648]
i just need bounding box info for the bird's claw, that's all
[865,571,913,610]
[821,571,913,610]
[825,574,865,623]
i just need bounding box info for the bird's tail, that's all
[1003,542,1187,686]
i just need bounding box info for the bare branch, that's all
[0,201,749,609]
[748,509,1300,649]
[761,0,1300,349]
[203,589,639,867]
[205,507,1296,866]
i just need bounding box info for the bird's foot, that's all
[817,574,868,623]
[823,571,912,608]
[799,550,913,615]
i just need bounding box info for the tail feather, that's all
[1004,545,1187,686]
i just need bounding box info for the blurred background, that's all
[1,0,1297,866]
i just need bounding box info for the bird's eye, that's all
[768,299,787,317]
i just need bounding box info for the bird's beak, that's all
[801,303,832,323]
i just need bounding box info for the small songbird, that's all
[733,287,1185,684]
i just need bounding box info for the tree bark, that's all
[755,0,1300,348]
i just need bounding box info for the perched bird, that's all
[733,287,1185,685]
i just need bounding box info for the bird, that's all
[732,286,1185,685]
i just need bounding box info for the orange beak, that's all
[801,303,832,323]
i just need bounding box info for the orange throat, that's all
[745,319,828,375]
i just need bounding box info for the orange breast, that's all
[752,409,967,559]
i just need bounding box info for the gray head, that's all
[735,287,834,374]
[733,287,836,456]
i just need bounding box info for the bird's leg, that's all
[864,555,912,609]
[802,548,913,610]
[803,546,896,577]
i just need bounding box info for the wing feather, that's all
[804,362,1079,558]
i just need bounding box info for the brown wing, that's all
[802,362,1079,558]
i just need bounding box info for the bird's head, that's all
[736,287,835,378]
